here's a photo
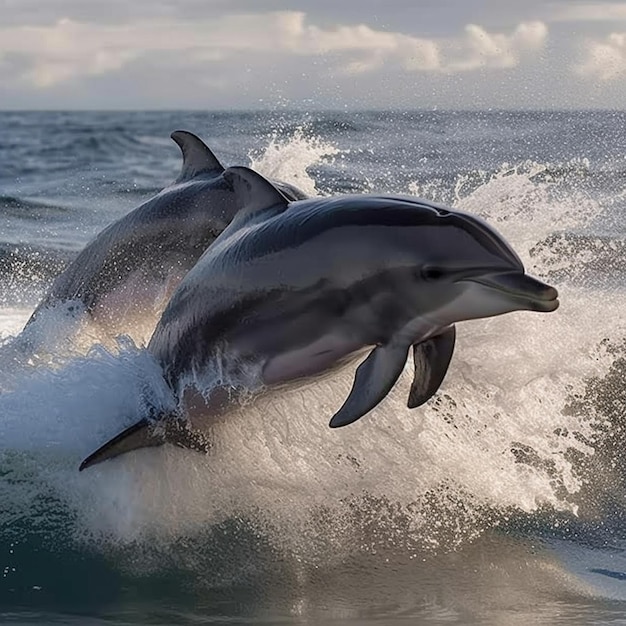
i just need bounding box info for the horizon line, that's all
[2,107,626,114]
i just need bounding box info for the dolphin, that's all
[79,167,559,470]
[26,131,307,342]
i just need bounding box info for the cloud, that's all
[0,12,548,88]
[297,19,547,75]
[575,32,626,80]
[445,21,547,72]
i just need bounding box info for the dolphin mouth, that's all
[464,271,559,312]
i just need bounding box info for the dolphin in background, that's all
[26,131,308,343]
[79,167,559,470]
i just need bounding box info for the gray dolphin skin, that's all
[79,167,559,470]
[26,131,307,339]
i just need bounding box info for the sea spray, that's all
[249,126,341,197]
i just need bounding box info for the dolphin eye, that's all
[422,266,445,281]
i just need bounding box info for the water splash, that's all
[409,159,609,280]
[249,126,341,197]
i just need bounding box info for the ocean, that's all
[1,109,626,624]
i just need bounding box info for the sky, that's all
[2,0,626,109]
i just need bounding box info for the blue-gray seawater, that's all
[2,110,626,624]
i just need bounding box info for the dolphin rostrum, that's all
[26,131,307,342]
[79,167,559,470]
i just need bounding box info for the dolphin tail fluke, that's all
[79,413,210,471]
[79,417,164,471]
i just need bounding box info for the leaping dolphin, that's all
[79,167,559,470]
[26,131,308,342]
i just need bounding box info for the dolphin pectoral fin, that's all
[329,343,409,428]
[407,326,456,409]
[78,413,210,471]
[171,130,224,182]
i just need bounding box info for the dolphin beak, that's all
[465,272,559,312]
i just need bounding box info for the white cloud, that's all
[0,12,548,88]
[446,21,548,72]
[575,32,626,80]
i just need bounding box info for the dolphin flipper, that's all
[171,130,224,182]
[407,326,456,409]
[329,343,409,428]
[79,414,210,471]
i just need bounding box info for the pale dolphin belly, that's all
[262,333,367,385]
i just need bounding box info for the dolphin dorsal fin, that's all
[223,166,290,223]
[171,130,224,182]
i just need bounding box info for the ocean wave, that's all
[3,111,626,619]
[0,195,73,220]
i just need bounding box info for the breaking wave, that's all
[2,117,626,618]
